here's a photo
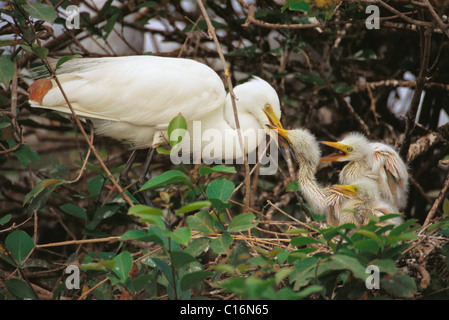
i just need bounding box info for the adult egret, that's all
[321,133,409,211]
[328,179,404,226]
[28,56,283,198]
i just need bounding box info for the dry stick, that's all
[361,0,434,27]
[197,0,251,211]
[422,0,449,39]
[399,25,433,159]
[42,59,135,207]
[242,5,323,30]
[36,236,120,248]
[421,170,449,230]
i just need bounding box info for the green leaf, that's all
[381,273,417,298]
[199,165,236,176]
[112,251,133,282]
[87,175,106,196]
[60,203,87,220]
[139,170,192,191]
[370,259,399,276]
[24,179,65,205]
[326,254,367,280]
[120,230,153,241]
[288,0,311,13]
[5,230,35,266]
[227,213,258,233]
[286,181,300,192]
[170,251,197,269]
[164,227,191,246]
[103,13,119,39]
[0,57,15,86]
[443,198,449,217]
[180,271,213,291]
[128,205,165,227]
[184,238,210,257]
[353,239,380,254]
[151,257,174,285]
[355,229,382,243]
[291,237,321,247]
[136,1,159,9]
[186,210,216,235]
[210,232,233,255]
[0,214,11,226]
[6,278,38,299]
[168,113,187,148]
[206,179,234,202]
[24,3,57,23]
[175,201,211,215]
[13,144,40,167]
[55,54,82,70]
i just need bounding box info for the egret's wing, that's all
[30,56,226,126]
[371,142,409,208]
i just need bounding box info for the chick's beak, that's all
[320,141,350,161]
[329,184,358,196]
[266,123,296,162]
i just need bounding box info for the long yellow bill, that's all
[329,184,358,196]
[320,141,351,161]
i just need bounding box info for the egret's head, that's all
[321,132,372,162]
[225,77,281,132]
[329,179,378,201]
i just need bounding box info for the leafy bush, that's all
[1,0,449,301]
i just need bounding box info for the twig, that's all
[43,59,135,207]
[197,0,251,211]
[242,5,323,30]
[399,25,433,159]
[421,170,449,230]
[421,0,449,39]
[36,236,120,248]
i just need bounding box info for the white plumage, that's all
[28,55,282,160]
[321,132,409,211]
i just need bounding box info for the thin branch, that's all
[197,0,251,211]
[421,170,449,230]
[242,5,323,30]
[399,25,433,159]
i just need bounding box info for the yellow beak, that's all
[329,184,358,196]
[320,141,351,161]
[263,103,283,129]
[266,124,296,161]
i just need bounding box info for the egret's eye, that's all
[347,147,353,152]
[354,187,358,193]
[265,103,272,110]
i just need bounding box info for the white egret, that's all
[28,55,282,203]
[321,133,409,211]
[328,179,404,226]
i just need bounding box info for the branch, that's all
[399,25,433,159]
[197,0,252,211]
[242,5,323,30]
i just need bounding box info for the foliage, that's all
[1,0,449,301]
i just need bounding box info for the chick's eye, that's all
[347,147,353,152]
[354,187,358,192]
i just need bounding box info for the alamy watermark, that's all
[366,5,380,29]
[65,5,80,30]
[65,265,80,290]
[365,265,380,289]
